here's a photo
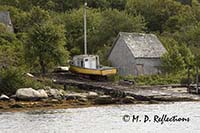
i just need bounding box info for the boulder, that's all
[46,88,63,99]
[16,88,48,100]
[122,96,136,104]
[10,95,17,99]
[65,93,87,100]
[94,95,114,104]
[37,89,48,98]
[87,92,98,99]
[0,94,9,100]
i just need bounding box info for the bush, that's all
[0,68,48,95]
[108,74,122,82]
[132,74,184,86]
[0,68,25,95]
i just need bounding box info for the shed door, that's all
[136,64,144,75]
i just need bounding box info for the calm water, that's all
[0,102,200,133]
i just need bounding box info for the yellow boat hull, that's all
[69,65,117,76]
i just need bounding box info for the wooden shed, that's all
[108,32,167,76]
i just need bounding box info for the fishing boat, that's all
[69,2,117,77]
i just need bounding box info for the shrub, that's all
[0,68,25,95]
[0,68,49,95]
[132,74,185,86]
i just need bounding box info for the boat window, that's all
[85,59,88,61]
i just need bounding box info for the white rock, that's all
[37,89,48,98]
[87,92,98,99]
[0,94,9,100]
[16,88,48,100]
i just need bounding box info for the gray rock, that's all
[16,88,48,100]
[0,94,9,100]
[78,98,88,102]
[47,89,63,99]
[10,95,17,99]
[65,93,86,100]
[87,92,98,99]
[38,89,48,98]
[122,96,136,104]
[94,95,114,104]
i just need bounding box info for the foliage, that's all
[160,38,194,74]
[0,68,25,95]
[0,23,7,32]
[63,8,103,55]
[0,68,50,95]
[1,0,200,88]
[133,74,184,85]
[0,32,25,68]
[25,22,68,74]
[126,0,195,33]
[96,9,145,47]
[64,8,145,56]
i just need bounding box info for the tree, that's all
[25,22,69,74]
[87,0,110,9]
[160,38,193,74]
[192,0,200,21]
[107,0,127,10]
[0,5,29,32]
[0,23,7,33]
[126,0,192,33]
[0,32,24,68]
[164,5,197,33]
[178,23,200,49]
[176,0,192,5]
[64,8,145,56]
[161,45,185,74]
[64,8,103,55]
[96,9,145,50]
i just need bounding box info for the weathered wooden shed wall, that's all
[108,32,166,76]
[108,36,135,76]
[134,58,162,75]
[0,11,14,32]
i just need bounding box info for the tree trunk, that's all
[39,57,46,75]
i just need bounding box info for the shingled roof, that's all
[116,32,167,58]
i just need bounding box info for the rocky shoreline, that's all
[1,85,200,112]
[0,87,146,112]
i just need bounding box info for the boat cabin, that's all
[71,55,100,69]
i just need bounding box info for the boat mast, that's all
[84,2,87,55]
